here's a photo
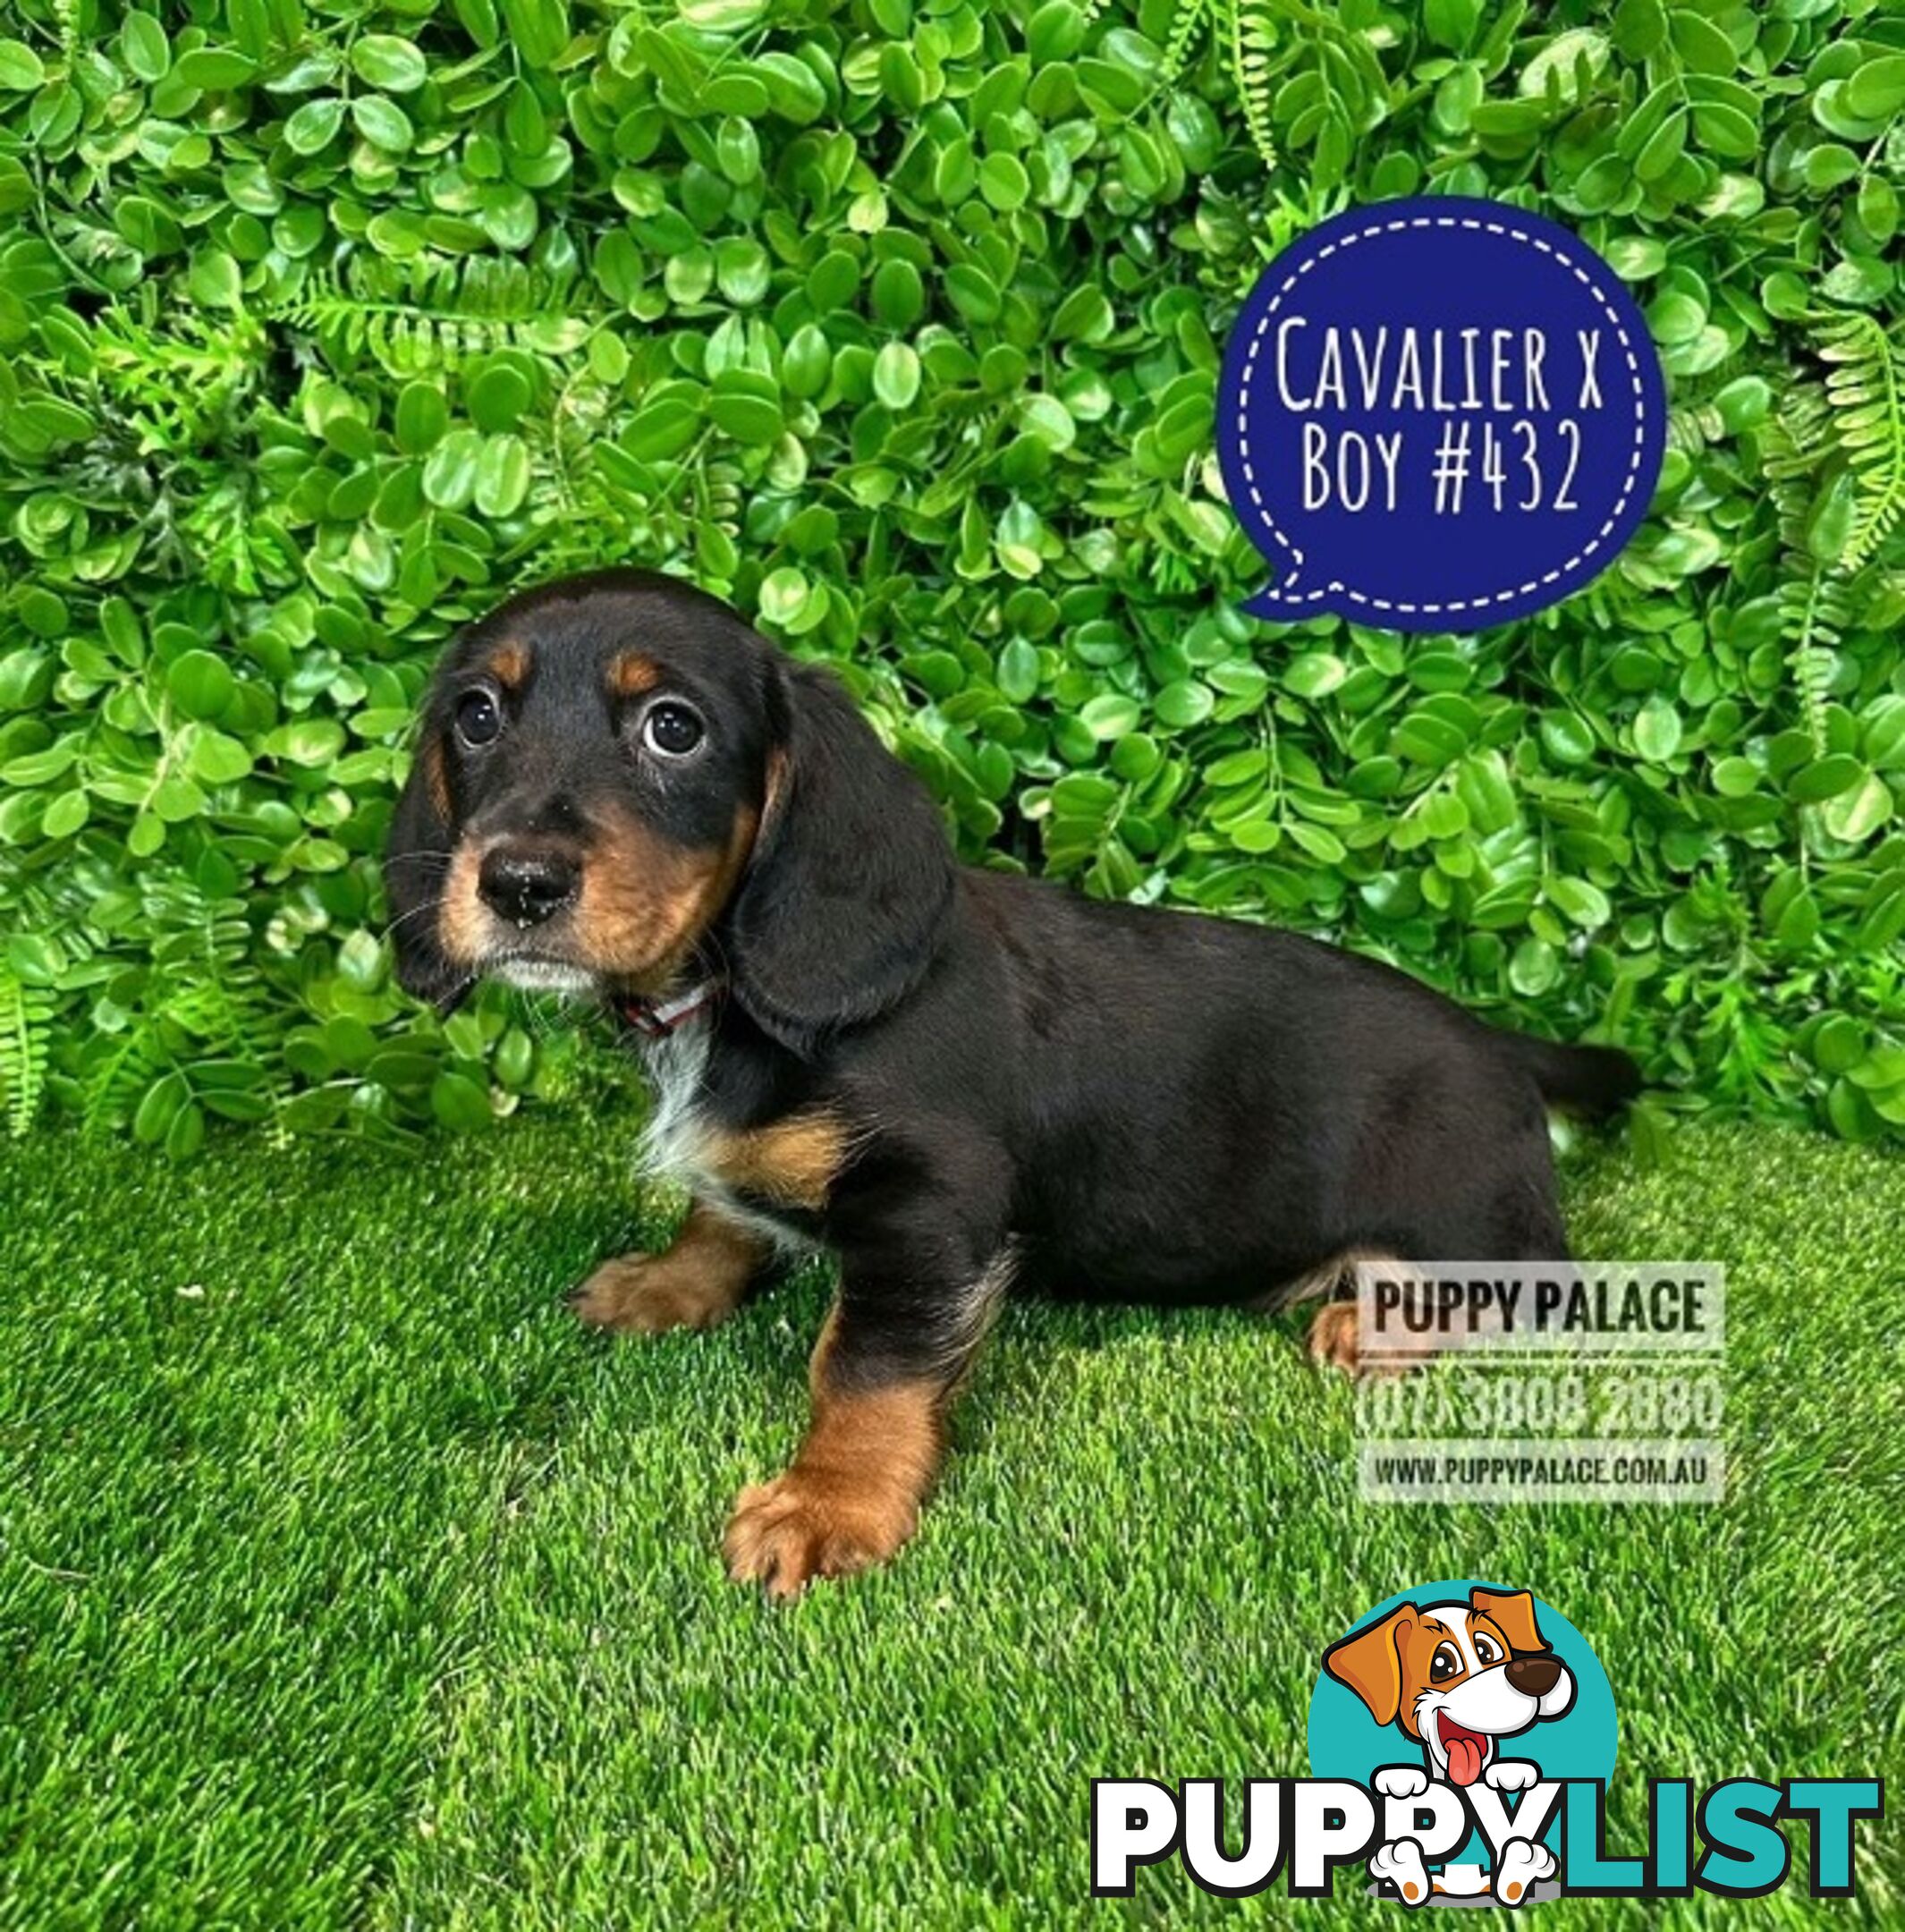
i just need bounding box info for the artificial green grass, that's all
[1,1114,1900,1929]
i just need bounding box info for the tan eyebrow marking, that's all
[484,640,530,689]
[607,651,661,698]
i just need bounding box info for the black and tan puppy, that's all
[385,570,1638,1597]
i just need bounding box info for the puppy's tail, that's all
[1503,1034,1643,1116]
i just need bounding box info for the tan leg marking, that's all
[700,1109,845,1211]
[1281,1250,1430,1380]
[1308,1300,1366,1375]
[724,1307,942,1600]
[572,1202,765,1336]
[1307,1295,1440,1380]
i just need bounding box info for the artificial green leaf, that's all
[351,35,428,92]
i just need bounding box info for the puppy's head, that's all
[1322,1587,1575,1787]
[385,569,954,1049]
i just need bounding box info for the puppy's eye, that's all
[642,701,704,757]
[1474,1634,1502,1665]
[1431,1643,1462,1682]
[455,690,502,748]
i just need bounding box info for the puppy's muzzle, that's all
[1505,1654,1562,1698]
[478,840,580,929]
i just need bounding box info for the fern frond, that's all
[89,309,266,399]
[1228,0,1282,171]
[1757,379,1869,777]
[1762,385,1836,558]
[77,881,292,1142]
[266,254,598,377]
[14,304,265,479]
[82,1019,171,1139]
[1780,572,1838,755]
[0,963,53,1139]
[1815,311,1905,572]
[147,885,277,1060]
[1158,0,1213,88]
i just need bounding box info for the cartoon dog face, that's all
[1323,1588,1575,1787]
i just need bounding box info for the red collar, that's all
[612,980,722,1038]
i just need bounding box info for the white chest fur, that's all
[632,1024,815,1254]
[635,1021,715,1187]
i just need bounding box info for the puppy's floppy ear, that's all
[1469,1588,1545,1656]
[383,726,470,1011]
[725,660,954,1053]
[1324,1606,1416,1729]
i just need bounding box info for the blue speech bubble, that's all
[1217,198,1666,631]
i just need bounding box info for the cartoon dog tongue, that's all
[1443,1719,1487,1786]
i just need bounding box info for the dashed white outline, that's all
[1233,212,1651,617]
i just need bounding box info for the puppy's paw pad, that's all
[570,1253,734,1335]
[724,1471,914,1601]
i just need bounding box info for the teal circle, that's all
[1308,1578,1616,1877]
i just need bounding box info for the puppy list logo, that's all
[1090,1579,1883,1904]
[1312,1580,1607,1906]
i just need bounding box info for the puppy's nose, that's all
[1506,1654,1562,1697]
[478,843,580,928]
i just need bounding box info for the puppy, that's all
[1325,1587,1574,1904]
[385,571,1638,1597]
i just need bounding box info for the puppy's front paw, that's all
[570,1250,741,1335]
[1493,1838,1555,1906]
[724,1468,918,1601]
[1375,1766,1430,1800]
[1486,1758,1540,1793]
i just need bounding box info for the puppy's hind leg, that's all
[1307,1220,1576,1373]
[1278,1252,1442,1379]
[1251,1251,1421,1375]
[572,1201,769,1335]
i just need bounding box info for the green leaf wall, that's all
[1,0,1901,1151]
